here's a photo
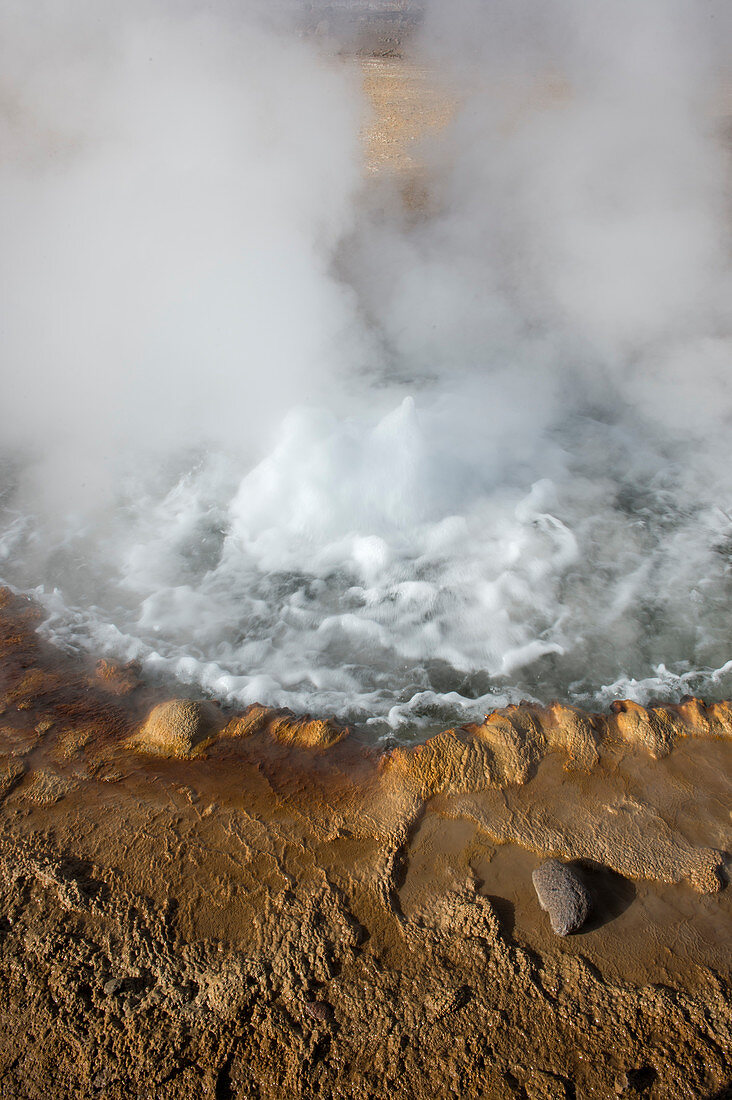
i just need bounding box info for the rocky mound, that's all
[130,699,221,758]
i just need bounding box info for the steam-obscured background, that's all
[1,0,731,737]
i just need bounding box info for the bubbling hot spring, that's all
[1,1,731,739]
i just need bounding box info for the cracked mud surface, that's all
[0,588,730,1098]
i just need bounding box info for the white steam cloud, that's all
[1,0,731,737]
[1,1,366,508]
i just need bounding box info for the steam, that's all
[1,0,731,736]
[1,0,366,509]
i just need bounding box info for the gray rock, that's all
[532,859,591,936]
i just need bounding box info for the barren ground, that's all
[0,581,730,1099]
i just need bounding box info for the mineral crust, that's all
[0,587,730,1099]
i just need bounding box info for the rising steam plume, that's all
[1,0,731,737]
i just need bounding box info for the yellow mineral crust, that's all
[129,699,349,757]
[268,713,349,748]
[220,705,348,748]
[385,696,729,802]
[0,586,731,1097]
[93,658,141,697]
[129,699,221,758]
[377,698,728,893]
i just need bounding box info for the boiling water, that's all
[1,1,731,738]
[3,388,732,738]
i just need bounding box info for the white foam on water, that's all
[4,385,732,738]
